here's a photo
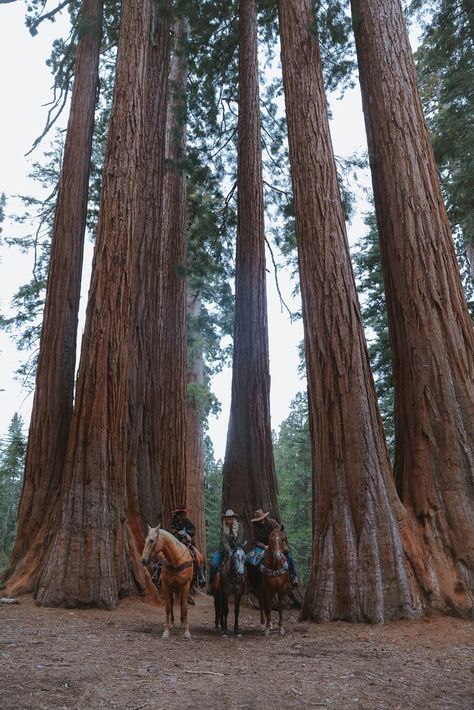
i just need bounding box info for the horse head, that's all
[141,524,161,566]
[269,528,288,566]
[231,546,246,576]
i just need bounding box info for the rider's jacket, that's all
[252,517,280,548]
[170,513,196,542]
[220,519,245,554]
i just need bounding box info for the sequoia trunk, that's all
[4,0,103,581]
[127,3,171,539]
[156,15,188,528]
[278,0,429,622]
[186,292,206,555]
[32,0,154,607]
[351,0,474,612]
[221,0,279,540]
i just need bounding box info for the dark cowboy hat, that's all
[222,509,238,517]
[171,504,188,514]
[251,509,269,522]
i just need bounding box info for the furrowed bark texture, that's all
[278,0,425,622]
[351,0,474,613]
[34,0,153,608]
[4,0,103,581]
[127,4,171,537]
[157,15,188,528]
[186,292,206,556]
[222,0,279,540]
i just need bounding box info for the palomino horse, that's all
[212,546,246,638]
[259,528,290,637]
[141,525,194,639]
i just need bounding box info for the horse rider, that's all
[169,504,206,588]
[249,508,300,588]
[208,509,245,590]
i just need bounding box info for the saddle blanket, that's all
[246,546,266,567]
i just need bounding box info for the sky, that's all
[0,2,373,459]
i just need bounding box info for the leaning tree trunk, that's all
[351,0,474,614]
[4,0,103,582]
[127,3,171,542]
[277,0,435,622]
[156,15,189,529]
[31,0,155,608]
[221,0,279,541]
[186,291,206,556]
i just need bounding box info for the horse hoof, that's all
[260,624,266,632]
[236,633,242,639]
[264,627,271,638]
[222,633,228,638]
[279,627,286,637]
[162,629,170,639]
[184,630,191,640]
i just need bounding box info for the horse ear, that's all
[156,523,161,531]
[281,524,285,532]
[147,524,152,533]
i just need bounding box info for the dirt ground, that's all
[1,592,473,710]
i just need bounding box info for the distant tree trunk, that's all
[4,0,103,580]
[127,3,171,540]
[186,291,206,555]
[351,0,474,613]
[221,0,279,540]
[30,0,154,607]
[278,0,430,622]
[156,15,188,528]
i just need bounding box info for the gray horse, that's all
[212,546,246,638]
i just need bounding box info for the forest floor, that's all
[0,591,473,710]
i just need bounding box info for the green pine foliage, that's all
[0,413,26,573]
[274,392,312,584]
[204,436,223,561]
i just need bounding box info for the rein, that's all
[156,535,193,575]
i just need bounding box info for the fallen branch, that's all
[185,670,225,677]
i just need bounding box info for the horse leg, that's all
[221,591,229,637]
[213,591,220,630]
[162,584,172,639]
[258,584,265,631]
[278,591,285,636]
[264,587,272,637]
[234,588,242,638]
[180,581,192,639]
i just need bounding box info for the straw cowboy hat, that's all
[171,504,188,514]
[222,509,238,517]
[251,509,269,522]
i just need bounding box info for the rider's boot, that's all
[197,565,206,588]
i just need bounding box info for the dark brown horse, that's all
[259,528,290,637]
[141,525,194,639]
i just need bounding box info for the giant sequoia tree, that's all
[277,0,453,622]
[351,0,474,611]
[5,0,103,578]
[221,0,279,538]
[4,0,161,606]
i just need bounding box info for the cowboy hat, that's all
[251,509,269,522]
[222,509,238,517]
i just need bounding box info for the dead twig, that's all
[185,669,225,677]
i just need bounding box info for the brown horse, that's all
[141,525,194,639]
[259,528,290,637]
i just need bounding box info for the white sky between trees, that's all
[0,2,382,459]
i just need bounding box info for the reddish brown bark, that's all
[156,15,189,529]
[30,0,155,607]
[4,0,103,580]
[127,3,171,538]
[186,292,206,556]
[278,0,428,622]
[221,0,279,540]
[351,0,474,612]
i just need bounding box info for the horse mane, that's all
[158,527,189,552]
